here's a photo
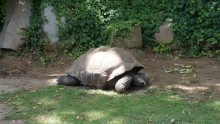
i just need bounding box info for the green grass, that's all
[0,86,219,124]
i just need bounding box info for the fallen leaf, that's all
[59,88,65,90]
[170,118,175,123]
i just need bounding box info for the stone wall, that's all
[155,23,173,44]
[111,26,143,49]
[0,0,31,50]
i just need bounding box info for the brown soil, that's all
[0,50,220,123]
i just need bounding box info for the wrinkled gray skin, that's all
[57,72,149,93]
[57,46,150,93]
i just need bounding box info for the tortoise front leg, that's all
[115,74,132,93]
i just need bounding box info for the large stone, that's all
[0,0,31,50]
[111,26,143,48]
[43,6,59,51]
[155,23,173,43]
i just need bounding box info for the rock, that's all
[155,23,173,43]
[42,5,59,51]
[0,0,31,50]
[111,26,143,48]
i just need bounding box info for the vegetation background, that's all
[0,0,219,60]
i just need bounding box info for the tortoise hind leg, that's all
[115,74,132,93]
[57,75,80,86]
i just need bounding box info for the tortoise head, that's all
[57,75,80,86]
[130,72,150,87]
[134,76,147,87]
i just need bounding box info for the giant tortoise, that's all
[57,46,150,93]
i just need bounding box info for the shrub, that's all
[167,0,220,57]
[22,0,220,60]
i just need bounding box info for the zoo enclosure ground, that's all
[0,50,220,100]
[0,49,220,123]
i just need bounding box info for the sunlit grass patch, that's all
[84,111,105,121]
[0,86,219,124]
[207,101,220,111]
[86,89,118,96]
[36,114,62,124]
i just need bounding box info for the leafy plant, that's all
[164,63,195,75]
[52,0,168,58]
[15,0,51,66]
[167,0,220,57]
[45,0,111,59]
[19,0,220,62]
[25,0,45,52]
[153,43,171,55]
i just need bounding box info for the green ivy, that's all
[167,0,220,57]
[23,0,220,61]
[25,0,45,52]
[48,0,168,59]
[153,43,171,55]
[127,0,167,46]
[21,0,168,60]
[42,0,110,59]
[18,0,49,66]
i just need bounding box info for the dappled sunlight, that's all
[166,95,183,102]
[86,89,119,96]
[85,110,106,121]
[109,117,125,124]
[213,83,220,87]
[36,114,62,124]
[166,84,209,93]
[46,78,58,85]
[46,73,64,85]
[60,110,76,116]
[207,101,220,111]
[84,47,127,80]
[38,97,56,106]
[47,74,65,77]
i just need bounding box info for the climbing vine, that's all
[45,0,167,59]
[23,0,219,61]
[26,0,45,52]
[20,0,49,66]
[167,0,220,58]
[55,0,110,59]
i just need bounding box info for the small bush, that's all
[153,43,171,55]
[167,0,220,57]
[20,0,219,61]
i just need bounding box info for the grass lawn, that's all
[0,86,219,124]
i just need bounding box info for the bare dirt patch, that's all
[0,50,220,123]
[128,49,220,100]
